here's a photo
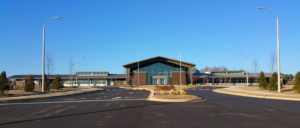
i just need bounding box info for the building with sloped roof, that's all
[8,56,281,88]
[9,72,126,88]
[123,56,196,85]
[193,71,275,85]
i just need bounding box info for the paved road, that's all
[0,86,300,128]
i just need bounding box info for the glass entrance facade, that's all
[133,62,184,85]
[152,76,167,85]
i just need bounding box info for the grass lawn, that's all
[240,85,298,94]
[1,86,89,97]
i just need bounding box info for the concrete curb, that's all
[119,87,199,102]
[0,88,102,101]
[213,88,300,101]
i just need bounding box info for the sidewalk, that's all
[213,86,300,101]
[0,88,102,101]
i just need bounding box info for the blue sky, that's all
[0,0,299,76]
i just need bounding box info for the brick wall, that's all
[133,72,147,85]
[16,80,24,88]
[171,72,186,85]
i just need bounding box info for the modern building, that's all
[8,56,279,87]
[123,56,196,85]
[193,71,274,85]
[9,72,126,88]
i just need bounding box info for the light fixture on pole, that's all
[180,50,182,85]
[137,53,140,86]
[246,58,249,86]
[258,7,281,92]
[42,16,62,92]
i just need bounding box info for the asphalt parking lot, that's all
[1,86,300,128]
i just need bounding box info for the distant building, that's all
[8,56,280,87]
[193,71,274,85]
[8,72,126,87]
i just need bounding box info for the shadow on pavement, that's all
[0,102,169,126]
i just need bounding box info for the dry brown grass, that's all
[153,94,198,100]
[7,89,36,95]
[1,86,88,96]
[168,89,176,95]
[240,85,297,94]
[134,85,194,90]
[159,90,166,95]
[178,89,187,95]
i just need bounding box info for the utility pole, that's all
[180,50,182,85]
[276,16,281,92]
[76,56,85,85]
[258,7,281,92]
[42,17,61,92]
[137,53,140,86]
[246,59,249,86]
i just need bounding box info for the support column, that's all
[126,68,130,85]
[189,67,193,85]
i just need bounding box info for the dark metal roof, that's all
[77,74,126,79]
[77,71,109,73]
[8,74,72,80]
[193,73,212,77]
[123,56,196,68]
[193,73,274,78]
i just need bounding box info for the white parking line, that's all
[112,97,122,99]
[0,98,147,106]
[124,97,135,99]
[63,98,75,100]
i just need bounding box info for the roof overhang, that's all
[123,56,196,69]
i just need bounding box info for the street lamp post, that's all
[76,56,85,85]
[258,7,281,92]
[42,17,62,92]
[246,59,249,86]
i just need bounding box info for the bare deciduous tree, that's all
[252,59,258,83]
[46,53,55,75]
[69,57,74,86]
[269,51,275,73]
[201,66,228,72]
[253,59,258,73]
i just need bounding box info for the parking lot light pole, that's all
[258,7,281,92]
[42,17,62,92]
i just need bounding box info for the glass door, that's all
[153,78,158,85]
[159,78,165,85]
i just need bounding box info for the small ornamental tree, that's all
[52,75,63,89]
[259,72,268,89]
[0,71,10,95]
[44,75,50,91]
[289,74,294,80]
[25,75,35,92]
[269,72,278,91]
[293,72,300,93]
